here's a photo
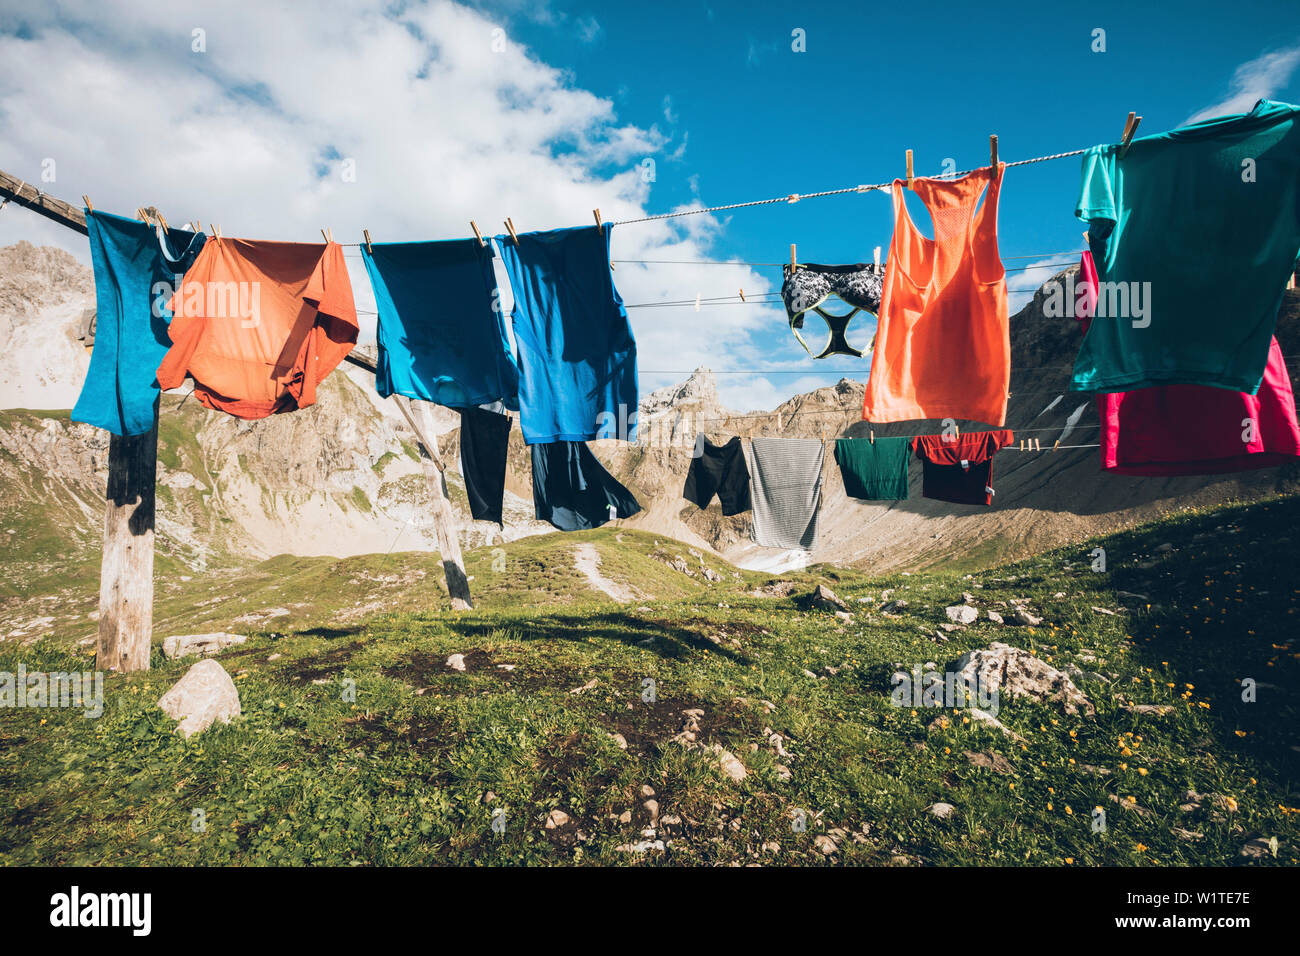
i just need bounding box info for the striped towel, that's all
[743,437,825,550]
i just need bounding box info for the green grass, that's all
[1,498,1298,865]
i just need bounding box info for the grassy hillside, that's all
[2,497,1298,865]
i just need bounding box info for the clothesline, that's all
[608,148,1092,225]
[331,146,1091,247]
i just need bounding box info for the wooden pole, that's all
[0,170,88,233]
[96,406,159,672]
[390,395,473,610]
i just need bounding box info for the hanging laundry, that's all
[834,436,911,500]
[682,435,751,515]
[157,238,358,419]
[744,437,825,549]
[496,223,638,444]
[531,440,641,532]
[361,239,519,408]
[912,430,1014,506]
[71,211,206,435]
[781,262,883,358]
[1072,99,1300,394]
[458,406,512,525]
[863,164,1010,426]
[1075,251,1300,475]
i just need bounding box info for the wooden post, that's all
[0,169,88,234]
[96,406,159,672]
[391,395,473,610]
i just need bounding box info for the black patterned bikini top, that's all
[781,262,885,359]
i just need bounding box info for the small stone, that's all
[814,835,837,855]
[640,784,656,798]
[928,802,956,820]
[446,653,466,672]
[608,732,628,749]
[946,605,978,625]
[709,745,747,783]
[1007,609,1042,626]
[809,584,848,612]
[618,810,632,824]
[156,659,241,738]
[986,610,1004,624]
[643,799,659,821]
[545,809,570,829]
[1240,837,1278,860]
[161,632,248,660]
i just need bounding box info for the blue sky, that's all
[0,0,1297,410]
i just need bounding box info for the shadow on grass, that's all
[1104,493,1300,784]
[454,611,754,664]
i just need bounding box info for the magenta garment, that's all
[1076,251,1300,475]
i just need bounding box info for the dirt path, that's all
[573,543,638,603]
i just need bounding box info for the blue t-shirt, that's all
[72,211,206,435]
[496,223,638,443]
[361,239,519,408]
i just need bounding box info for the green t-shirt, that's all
[1072,99,1300,394]
[834,437,911,500]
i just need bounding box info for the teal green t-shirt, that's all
[1072,99,1300,394]
[834,437,911,500]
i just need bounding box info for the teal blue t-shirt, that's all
[1072,99,1300,394]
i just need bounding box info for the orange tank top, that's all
[863,164,1009,426]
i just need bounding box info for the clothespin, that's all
[363,229,373,254]
[989,134,998,171]
[504,218,519,243]
[1034,437,1041,451]
[1052,439,1061,451]
[155,213,169,235]
[135,207,146,222]
[905,149,914,189]
[873,246,881,269]
[1119,111,1142,158]
[738,288,745,302]
[694,293,701,312]
[954,424,960,438]
[82,195,93,213]
[790,243,797,272]
[869,429,875,444]
[777,411,783,431]
[593,208,602,228]
[321,227,334,243]
[787,193,800,204]
[209,223,222,239]
[1019,438,1025,451]
[470,221,485,247]
[1082,231,1090,245]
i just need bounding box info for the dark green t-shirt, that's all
[1072,99,1300,394]
[834,437,911,500]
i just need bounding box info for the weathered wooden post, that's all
[391,395,473,610]
[95,405,159,672]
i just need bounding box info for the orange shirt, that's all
[158,238,358,419]
[863,164,1010,426]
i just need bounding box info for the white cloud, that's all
[1006,256,1075,314]
[1185,42,1300,124]
[0,0,790,410]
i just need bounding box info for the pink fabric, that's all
[1076,251,1300,475]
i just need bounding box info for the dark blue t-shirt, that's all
[361,239,519,408]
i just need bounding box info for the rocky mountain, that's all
[1,240,1297,587]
